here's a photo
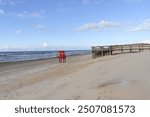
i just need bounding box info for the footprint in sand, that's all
[66,95,80,100]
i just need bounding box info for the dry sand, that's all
[0,52,150,100]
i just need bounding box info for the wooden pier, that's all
[92,43,150,58]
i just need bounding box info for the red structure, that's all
[58,50,66,63]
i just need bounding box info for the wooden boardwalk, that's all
[92,43,150,58]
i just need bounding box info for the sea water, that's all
[0,50,91,63]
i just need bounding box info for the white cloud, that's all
[0,0,16,5]
[34,24,47,30]
[0,44,90,51]
[14,30,23,34]
[0,0,26,6]
[82,0,90,4]
[75,20,122,32]
[129,20,150,32]
[0,9,5,15]
[82,0,99,4]
[122,0,142,3]
[0,45,9,50]
[42,43,48,48]
[0,44,27,51]
[81,0,142,5]
[141,40,150,44]
[13,11,44,18]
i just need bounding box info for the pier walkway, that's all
[92,43,150,58]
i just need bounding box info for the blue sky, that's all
[1,0,150,51]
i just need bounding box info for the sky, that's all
[1,0,150,51]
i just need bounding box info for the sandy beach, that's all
[0,52,150,100]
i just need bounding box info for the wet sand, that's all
[0,52,150,100]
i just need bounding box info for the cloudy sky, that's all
[1,0,150,51]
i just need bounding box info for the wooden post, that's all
[139,44,141,52]
[121,45,123,53]
[109,46,112,55]
[101,47,104,56]
[92,47,96,58]
[142,44,143,52]
[130,45,132,53]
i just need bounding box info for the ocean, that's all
[0,50,91,63]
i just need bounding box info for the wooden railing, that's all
[92,43,150,58]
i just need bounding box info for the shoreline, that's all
[0,53,91,76]
[0,52,91,64]
[0,50,91,64]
